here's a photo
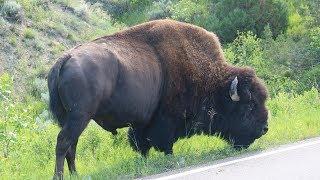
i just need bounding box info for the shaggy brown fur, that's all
[94,19,265,117]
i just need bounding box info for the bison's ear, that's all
[229,77,240,101]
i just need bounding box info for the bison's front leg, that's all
[147,115,176,155]
[128,127,151,156]
[54,112,90,179]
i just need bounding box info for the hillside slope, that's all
[0,0,121,95]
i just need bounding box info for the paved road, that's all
[146,137,320,180]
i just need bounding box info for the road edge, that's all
[140,136,320,180]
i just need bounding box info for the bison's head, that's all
[206,72,268,149]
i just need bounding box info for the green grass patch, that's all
[23,28,36,39]
[1,72,319,179]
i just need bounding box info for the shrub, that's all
[31,78,49,102]
[152,0,289,43]
[302,65,320,90]
[309,27,320,51]
[225,31,298,95]
[74,4,89,20]
[24,28,36,39]
[208,0,289,43]
[263,32,319,92]
[0,1,24,23]
[147,0,173,20]
[86,0,131,18]
[225,25,320,95]
[51,0,70,7]
[170,0,208,22]
[307,0,320,26]
[86,0,151,23]
[285,0,320,38]
[286,11,311,38]
[224,31,283,93]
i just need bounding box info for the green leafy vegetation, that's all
[0,0,319,179]
[224,28,320,95]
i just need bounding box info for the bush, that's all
[170,0,208,22]
[97,0,130,18]
[24,28,36,39]
[302,65,320,90]
[103,0,130,17]
[147,0,173,20]
[32,78,49,102]
[0,1,24,23]
[225,25,320,95]
[207,0,289,43]
[87,0,151,19]
[285,0,320,38]
[74,4,89,20]
[225,31,289,95]
[309,27,320,51]
[263,33,319,92]
[149,0,289,43]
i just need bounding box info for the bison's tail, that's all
[48,54,71,127]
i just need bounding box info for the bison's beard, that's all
[175,99,264,150]
[230,135,257,149]
[204,114,259,149]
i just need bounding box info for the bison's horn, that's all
[229,76,240,101]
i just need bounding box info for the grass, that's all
[23,28,36,39]
[0,71,319,179]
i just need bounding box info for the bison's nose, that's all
[262,125,268,135]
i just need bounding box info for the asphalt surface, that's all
[145,137,320,180]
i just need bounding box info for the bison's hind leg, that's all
[54,112,90,179]
[65,139,78,174]
[128,127,151,156]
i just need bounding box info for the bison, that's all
[48,19,268,178]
